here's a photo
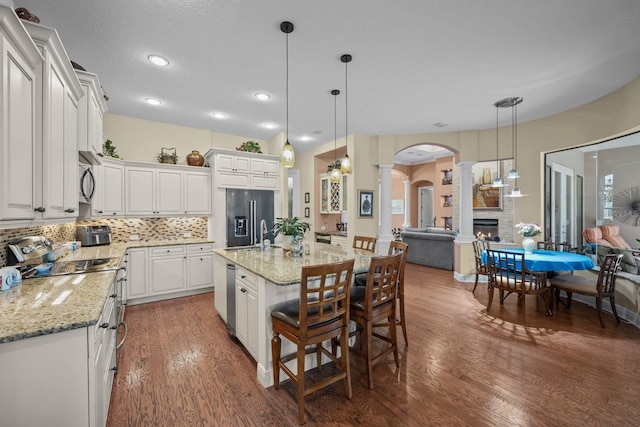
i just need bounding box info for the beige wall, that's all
[103,76,640,258]
[103,113,269,164]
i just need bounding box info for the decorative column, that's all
[378,164,394,255]
[402,180,411,228]
[455,161,476,243]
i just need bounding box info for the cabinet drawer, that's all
[237,267,257,289]
[187,244,213,254]
[149,245,186,257]
[217,172,250,188]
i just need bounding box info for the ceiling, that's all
[16,1,640,155]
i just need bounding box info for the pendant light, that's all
[496,96,529,198]
[491,101,508,188]
[330,89,342,183]
[280,21,295,168]
[340,54,353,175]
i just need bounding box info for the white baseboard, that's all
[454,272,487,283]
[571,294,640,330]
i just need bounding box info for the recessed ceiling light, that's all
[299,136,311,142]
[148,55,169,66]
[145,98,162,105]
[263,123,277,129]
[433,122,448,128]
[211,112,227,119]
[255,93,270,101]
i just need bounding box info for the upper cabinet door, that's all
[103,160,125,216]
[156,169,183,215]
[0,37,39,220]
[24,21,83,220]
[184,170,211,215]
[125,166,155,215]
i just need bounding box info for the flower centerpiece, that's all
[516,222,542,254]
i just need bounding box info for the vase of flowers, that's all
[272,217,311,250]
[516,222,542,254]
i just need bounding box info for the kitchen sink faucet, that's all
[260,219,268,250]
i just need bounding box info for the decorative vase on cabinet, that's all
[186,150,205,166]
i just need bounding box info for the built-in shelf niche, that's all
[442,194,453,208]
[441,169,452,185]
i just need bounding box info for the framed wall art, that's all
[304,192,310,204]
[304,207,310,218]
[472,160,503,210]
[358,190,374,218]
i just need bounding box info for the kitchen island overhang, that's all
[213,242,373,387]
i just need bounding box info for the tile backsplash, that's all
[76,217,208,242]
[1,217,208,267]
[0,222,76,267]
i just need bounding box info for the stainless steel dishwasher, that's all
[226,263,236,336]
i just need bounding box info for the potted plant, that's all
[326,159,341,173]
[236,141,262,153]
[273,217,311,249]
[103,139,120,158]
[156,147,179,164]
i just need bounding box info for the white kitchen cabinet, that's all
[236,266,258,359]
[211,150,280,190]
[126,247,148,300]
[0,281,117,427]
[250,157,280,175]
[217,153,251,173]
[125,165,184,216]
[0,10,41,220]
[320,174,347,214]
[76,70,107,159]
[103,158,125,216]
[24,21,83,220]
[184,169,212,214]
[149,245,187,295]
[127,243,214,305]
[187,244,214,290]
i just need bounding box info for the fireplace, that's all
[474,219,499,241]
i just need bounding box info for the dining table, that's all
[482,247,595,272]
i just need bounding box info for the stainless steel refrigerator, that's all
[225,189,275,247]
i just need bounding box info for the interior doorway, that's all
[551,162,575,245]
[418,186,434,228]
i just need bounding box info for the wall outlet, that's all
[129,234,139,241]
[183,232,192,238]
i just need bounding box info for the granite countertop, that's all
[214,241,372,286]
[0,238,215,344]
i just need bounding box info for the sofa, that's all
[400,227,456,270]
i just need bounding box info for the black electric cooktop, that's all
[21,258,121,279]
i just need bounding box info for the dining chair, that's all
[550,254,623,328]
[486,249,550,321]
[353,235,377,252]
[270,258,355,424]
[472,240,490,294]
[537,240,571,252]
[359,241,409,344]
[349,252,403,389]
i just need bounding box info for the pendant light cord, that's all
[286,31,289,142]
[334,91,337,161]
[496,105,499,178]
[345,59,348,155]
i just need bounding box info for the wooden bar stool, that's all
[271,259,355,424]
[349,252,403,389]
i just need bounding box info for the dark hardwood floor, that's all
[107,263,640,426]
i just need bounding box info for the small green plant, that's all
[326,159,341,173]
[156,148,179,164]
[272,217,311,237]
[103,139,119,158]
[236,141,262,153]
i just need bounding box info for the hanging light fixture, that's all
[330,89,342,183]
[340,54,353,175]
[280,21,295,168]
[496,96,528,198]
[491,100,508,188]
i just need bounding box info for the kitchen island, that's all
[213,241,373,388]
